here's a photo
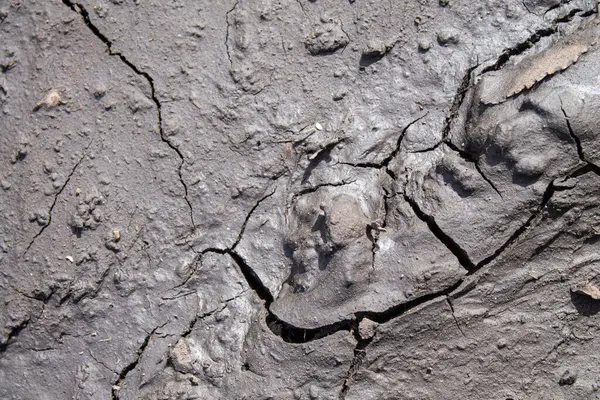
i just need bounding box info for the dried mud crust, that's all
[1,0,600,399]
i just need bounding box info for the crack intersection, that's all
[61,0,195,230]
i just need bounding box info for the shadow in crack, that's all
[570,291,600,316]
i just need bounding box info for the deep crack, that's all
[61,0,195,230]
[442,64,479,142]
[482,6,595,74]
[560,102,600,175]
[403,193,476,272]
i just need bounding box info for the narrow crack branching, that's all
[111,323,166,400]
[61,0,195,229]
[88,350,118,374]
[23,152,86,255]
[232,189,276,250]
[180,292,247,339]
[342,114,427,175]
[225,0,240,69]
[474,179,557,270]
[295,0,310,20]
[0,317,30,354]
[561,106,585,160]
[445,142,503,198]
[446,297,466,337]
[295,179,355,198]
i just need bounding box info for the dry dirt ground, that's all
[2,0,600,399]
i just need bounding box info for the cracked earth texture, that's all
[2,0,600,399]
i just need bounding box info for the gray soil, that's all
[2,0,600,399]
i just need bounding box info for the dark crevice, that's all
[481,27,557,73]
[61,0,195,230]
[111,323,166,400]
[561,106,585,160]
[295,179,355,198]
[359,279,464,324]
[0,317,30,354]
[23,151,86,255]
[560,105,600,175]
[403,193,476,272]
[442,64,479,141]
[228,250,274,304]
[268,275,466,344]
[408,141,443,154]
[482,6,594,74]
[543,0,573,16]
[339,330,372,399]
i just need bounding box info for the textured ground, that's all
[2,0,600,399]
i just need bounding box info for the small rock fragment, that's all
[34,89,63,111]
[570,281,600,300]
[93,84,107,99]
[418,40,432,52]
[437,29,460,46]
[363,39,387,57]
[559,370,576,386]
[359,318,379,340]
[170,338,194,374]
[305,20,350,55]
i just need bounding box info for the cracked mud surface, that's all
[2,0,600,398]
